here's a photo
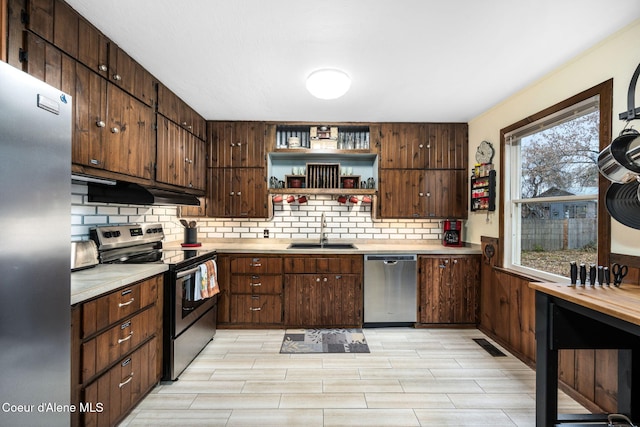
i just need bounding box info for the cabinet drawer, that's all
[82,337,158,427]
[284,256,363,274]
[230,294,282,324]
[81,305,157,383]
[81,276,160,338]
[230,256,282,274]
[230,274,282,294]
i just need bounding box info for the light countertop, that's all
[70,239,480,305]
[164,238,482,255]
[71,264,168,305]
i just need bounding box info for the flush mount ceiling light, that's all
[306,69,351,100]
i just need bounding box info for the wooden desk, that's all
[530,282,640,427]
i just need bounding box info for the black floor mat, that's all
[473,338,506,357]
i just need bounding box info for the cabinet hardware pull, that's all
[111,127,120,133]
[120,320,131,330]
[426,192,431,197]
[95,120,105,128]
[323,277,328,282]
[230,191,235,196]
[121,358,132,367]
[118,332,133,344]
[90,159,100,165]
[249,307,261,311]
[250,282,262,287]
[118,374,134,388]
[112,73,122,81]
[419,192,424,197]
[316,278,320,282]
[250,262,262,267]
[121,289,132,296]
[98,64,107,72]
[419,144,424,148]
[230,143,235,147]
[236,191,242,196]
[118,298,135,307]
[453,259,458,264]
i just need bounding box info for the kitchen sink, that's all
[287,243,357,250]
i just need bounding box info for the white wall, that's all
[467,19,640,256]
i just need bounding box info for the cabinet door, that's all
[425,123,468,169]
[26,0,54,42]
[449,256,480,323]
[379,170,467,219]
[105,84,155,179]
[23,32,75,94]
[418,256,451,323]
[77,17,109,78]
[21,33,110,172]
[378,170,425,218]
[73,62,108,169]
[284,275,323,327]
[378,123,428,169]
[323,274,362,326]
[209,168,267,218]
[419,255,479,324]
[158,84,207,140]
[156,116,206,190]
[424,170,468,219]
[108,44,156,108]
[52,0,78,57]
[208,121,266,168]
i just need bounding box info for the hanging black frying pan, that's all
[606,180,640,230]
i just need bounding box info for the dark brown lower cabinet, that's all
[71,275,163,427]
[284,273,361,327]
[222,255,283,326]
[418,254,480,324]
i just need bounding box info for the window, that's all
[501,83,612,282]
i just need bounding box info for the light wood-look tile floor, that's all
[120,328,588,426]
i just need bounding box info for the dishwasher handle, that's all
[365,254,417,262]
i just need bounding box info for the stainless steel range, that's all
[90,223,218,381]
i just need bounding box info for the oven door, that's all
[174,264,217,336]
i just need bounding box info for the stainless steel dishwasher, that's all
[364,254,417,326]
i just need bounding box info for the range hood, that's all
[87,181,201,206]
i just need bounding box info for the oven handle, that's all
[176,265,201,278]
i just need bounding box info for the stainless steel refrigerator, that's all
[0,61,71,426]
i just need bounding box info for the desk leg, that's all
[536,291,558,427]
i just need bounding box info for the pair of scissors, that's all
[612,263,628,287]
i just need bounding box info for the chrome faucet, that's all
[320,212,328,247]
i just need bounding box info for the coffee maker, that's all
[442,220,463,247]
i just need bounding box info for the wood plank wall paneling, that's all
[478,238,637,414]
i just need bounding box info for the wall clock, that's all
[475,140,495,164]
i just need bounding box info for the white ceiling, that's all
[65,0,640,123]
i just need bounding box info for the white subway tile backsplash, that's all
[71,183,445,243]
